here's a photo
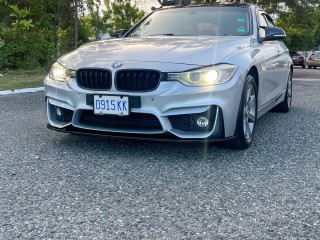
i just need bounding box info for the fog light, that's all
[196,116,209,128]
[56,107,62,117]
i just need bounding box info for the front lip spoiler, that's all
[47,124,234,143]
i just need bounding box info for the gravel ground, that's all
[0,78,320,239]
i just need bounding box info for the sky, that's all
[98,0,161,13]
[133,0,161,12]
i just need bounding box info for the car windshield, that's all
[126,6,251,37]
[290,52,303,57]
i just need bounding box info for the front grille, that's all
[115,70,161,92]
[79,111,162,131]
[77,69,112,90]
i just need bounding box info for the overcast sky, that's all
[98,0,161,13]
[135,0,161,12]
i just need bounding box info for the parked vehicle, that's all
[290,52,307,68]
[308,51,320,69]
[44,0,293,149]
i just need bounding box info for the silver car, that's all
[308,51,320,69]
[44,1,293,149]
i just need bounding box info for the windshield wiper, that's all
[149,33,175,36]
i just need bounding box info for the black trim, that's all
[47,124,232,142]
[79,111,162,131]
[115,69,164,92]
[76,69,112,91]
[168,107,217,132]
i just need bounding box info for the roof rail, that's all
[158,0,244,7]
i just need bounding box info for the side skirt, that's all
[257,90,286,118]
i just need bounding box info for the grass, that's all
[0,69,47,91]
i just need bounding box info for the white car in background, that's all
[45,0,293,149]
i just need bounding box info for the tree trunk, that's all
[74,0,78,49]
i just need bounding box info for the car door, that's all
[256,11,288,108]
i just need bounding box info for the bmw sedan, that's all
[44,1,293,149]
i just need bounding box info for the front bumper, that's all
[44,66,247,140]
[47,124,235,142]
[292,59,304,66]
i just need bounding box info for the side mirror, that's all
[261,27,286,42]
[112,29,128,38]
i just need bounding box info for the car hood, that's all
[59,36,252,69]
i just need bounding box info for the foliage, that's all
[0,0,101,69]
[0,3,48,69]
[0,25,49,69]
[0,0,319,70]
[8,5,35,30]
[103,0,145,33]
[84,0,145,40]
[276,9,317,51]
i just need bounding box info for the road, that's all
[0,68,320,239]
[293,66,320,80]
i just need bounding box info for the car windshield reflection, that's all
[126,6,251,37]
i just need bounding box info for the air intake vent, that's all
[116,70,161,92]
[79,111,163,131]
[77,69,112,91]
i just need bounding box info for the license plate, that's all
[94,95,129,116]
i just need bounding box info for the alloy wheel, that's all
[243,84,256,140]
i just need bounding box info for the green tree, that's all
[313,7,320,49]
[0,3,48,69]
[86,1,107,40]
[0,0,102,69]
[276,9,317,51]
[102,0,145,34]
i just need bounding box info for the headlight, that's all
[49,62,76,82]
[167,64,238,86]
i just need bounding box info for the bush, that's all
[0,24,53,69]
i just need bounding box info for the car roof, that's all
[290,52,303,55]
[158,0,252,10]
[153,3,254,14]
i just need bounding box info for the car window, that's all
[126,6,251,37]
[315,52,320,57]
[258,11,268,27]
[258,11,275,27]
[264,14,275,27]
[291,52,303,57]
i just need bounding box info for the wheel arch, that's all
[247,66,259,95]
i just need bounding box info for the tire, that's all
[302,62,306,68]
[273,70,292,113]
[308,65,312,69]
[229,75,257,150]
[314,66,317,69]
